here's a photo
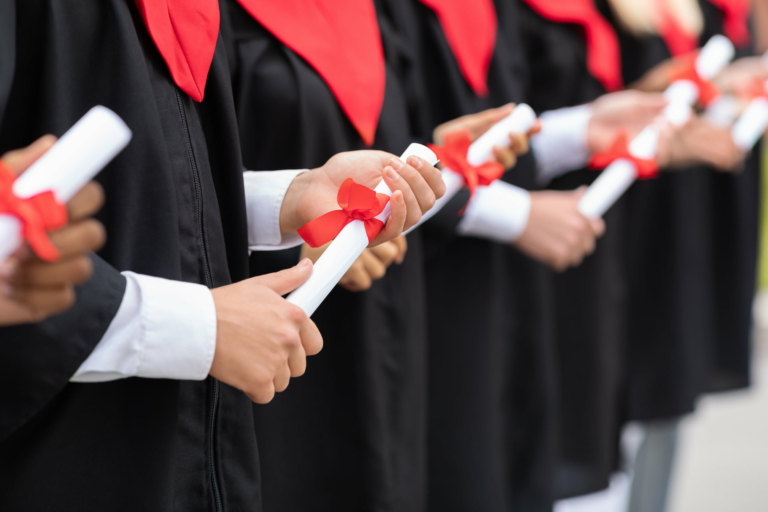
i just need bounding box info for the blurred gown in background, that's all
[516,0,628,501]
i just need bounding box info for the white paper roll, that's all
[663,80,698,126]
[403,103,538,236]
[705,94,741,127]
[696,35,736,80]
[287,144,438,316]
[578,125,660,219]
[578,160,637,219]
[731,96,768,150]
[578,38,735,218]
[466,104,537,166]
[0,106,132,262]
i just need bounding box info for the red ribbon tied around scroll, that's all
[428,129,504,204]
[588,131,659,180]
[0,162,68,262]
[669,53,721,107]
[298,178,390,248]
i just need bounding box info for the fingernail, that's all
[390,158,403,171]
[298,258,311,268]
[386,167,398,181]
[408,156,423,169]
[396,193,405,205]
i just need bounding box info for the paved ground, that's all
[669,296,768,512]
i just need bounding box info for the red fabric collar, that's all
[0,162,68,262]
[235,0,385,146]
[417,0,497,97]
[133,0,220,102]
[655,0,699,57]
[521,0,623,92]
[706,0,751,47]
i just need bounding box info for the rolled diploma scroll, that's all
[731,96,768,150]
[287,143,438,316]
[578,126,658,219]
[404,103,537,235]
[0,106,132,262]
[579,35,735,218]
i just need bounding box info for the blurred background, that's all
[661,153,768,512]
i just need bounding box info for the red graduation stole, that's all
[521,0,623,92]
[706,0,751,48]
[133,0,220,102]
[417,0,497,97]
[234,0,386,147]
[655,0,699,57]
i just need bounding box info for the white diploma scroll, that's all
[578,126,659,219]
[287,144,438,316]
[579,36,735,218]
[731,96,768,151]
[404,103,538,234]
[0,106,132,262]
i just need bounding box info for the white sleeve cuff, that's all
[71,272,217,382]
[531,104,593,185]
[457,181,531,243]
[245,169,308,251]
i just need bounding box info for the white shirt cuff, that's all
[532,104,593,185]
[245,169,308,251]
[71,272,217,382]
[456,181,531,243]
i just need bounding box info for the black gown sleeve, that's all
[0,0,14,122]
[0,254,126,441]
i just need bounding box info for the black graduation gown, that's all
[381,1,558,510]
[223,2,429,510]
[604,0,749,423]
[0,2,260,511]
[515,0,627,499]
[698,0,757,395]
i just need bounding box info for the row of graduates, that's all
[0,0,760,511]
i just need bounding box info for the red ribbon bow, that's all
[297,178,390,248]
[0,162,68,262]
[669,53,721,107]
[428,129,504,205]
[588,131,659,180]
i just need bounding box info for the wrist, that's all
[280,171,313,233]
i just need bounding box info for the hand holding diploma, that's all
[0,137,107,326]
[280,150,445,247]
[579,36,735,218]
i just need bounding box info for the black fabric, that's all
[0,0,14,122]
[0,1,258,511]
[516,0,627,499]
[378,1,558,510]
[603,0,756,426]
[699,0,757,395]
[224,1,429,510]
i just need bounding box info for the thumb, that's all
[255,258,313,296]
[573,186,588,199]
